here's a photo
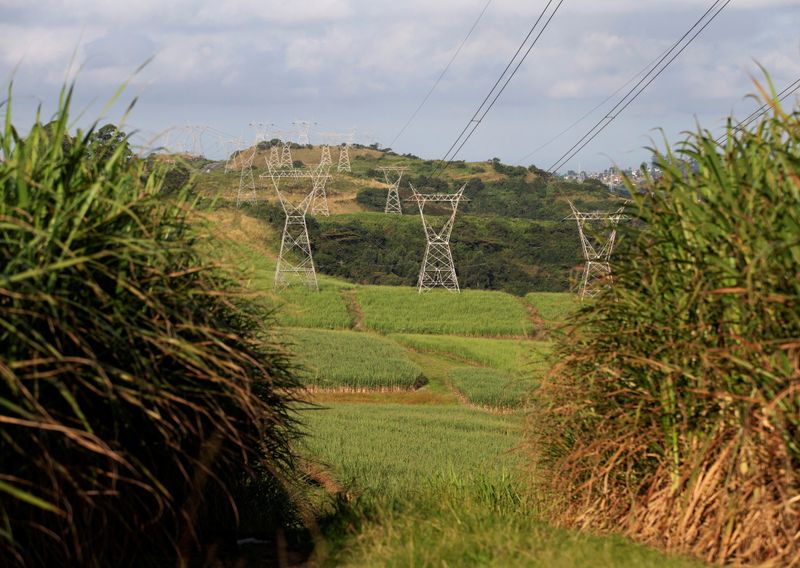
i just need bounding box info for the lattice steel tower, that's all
[293,120,314,145]
[407,184,468,293]
[378,166,407,215]
[566,200,627,299]
[268,144,281,170]
[319,132,336,167]
[311,165,332,216]
[261,166,320,290]
[223,137,243,173]
[273,130,293,168]
[236,146,258,207]
[337,130,354,173]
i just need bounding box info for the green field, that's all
[391,333,551,374]
[357,286,534,336]
[448,367,536,409]
[272,286,354,329]
[526,292,579,328]
[302,403,703,567]
[201,189,702,566]
[284,328,424,389]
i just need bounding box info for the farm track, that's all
[339,289,365,330]
[522,298,549,340]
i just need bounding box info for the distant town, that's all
[560,162,664,194]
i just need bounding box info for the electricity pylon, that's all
[378,166,407,215]
[272,130,293,168]
[407,184,468,293]
[224,138,243,173]
[268,144,281,170]
[311,165,332,216]
[167,124,207,158]
[260,166,320,290]
[319,132,336,167]
[236,145,257,207]
[293,120,314,145]
[280,134,294,168]
[337,130,354,173]
[249,121,272,143]
[566,200,628,299]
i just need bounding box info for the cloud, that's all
[1,0,799,170]
[0,24,94,68]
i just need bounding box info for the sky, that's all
[1,0,798,172]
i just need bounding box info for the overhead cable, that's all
[546,0,730,174]
[389,0,493,149]
[432,0,566,178]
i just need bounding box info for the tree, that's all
[87,123,132,164]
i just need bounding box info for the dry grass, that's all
[527,80,800,566]
[0,86,306,566]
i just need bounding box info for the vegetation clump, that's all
[529,82,800,565]
[0,86,304,566]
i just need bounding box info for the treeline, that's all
[356,169,622,222]
[258,204,582,294]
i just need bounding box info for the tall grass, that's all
[0,85,304,565]
[528,80,800,565]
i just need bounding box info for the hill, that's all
[187,145,626,294]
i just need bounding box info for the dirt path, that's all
[340,289,365,330]
[521,298,548,340]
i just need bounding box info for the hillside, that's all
[188,145,626,293]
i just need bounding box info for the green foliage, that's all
[531,83,800,564]
[302,213,582,294]
[460,174,620,220]
[356,286,533,336]
[0,85,303,566]
[86,123,133,163]
[284,329,424,389]
[355,186,389,210]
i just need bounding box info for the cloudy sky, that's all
[1,0,798,171]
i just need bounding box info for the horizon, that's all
[1,0,798,172]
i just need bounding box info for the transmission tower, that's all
[319,132,336,167]
[268,144,281,170]
[249,121,273,143]
[224,138,242,173]
[293,120,314,145]
[566,200,628,299]
[407,184,468,293]
[310,165,332,216]
[275,130,294,168]
[260,166,320,290]
[337,130,354,173]
[236,146,258,207]
[378,166,407,215]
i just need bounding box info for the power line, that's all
[432,0,566,178]
[517,44,675,164]
[715,77,800,143]
[547,0,730,174]
[388,0,493,149]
